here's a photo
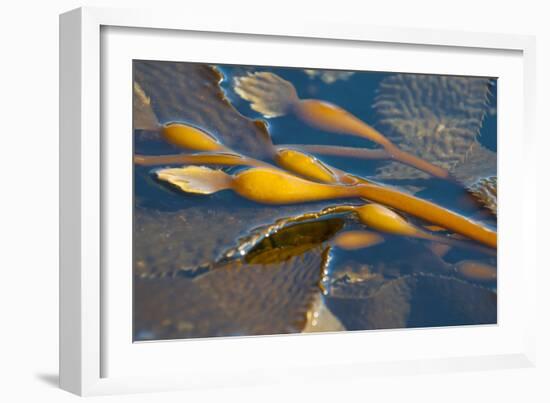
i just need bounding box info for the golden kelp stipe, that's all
[134,152,272,168]
[352,204,495,254]
[234,72,450,179]
[155,166,496,248]
[277,144,389,160]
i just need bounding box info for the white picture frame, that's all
[59,6,537,396]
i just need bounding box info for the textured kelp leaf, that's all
[134,247,328,340]
[373,74,493,180]
[466,176,497,215]
[222,204,355,262]
[234,72,299,118]
[133,82,159,132]
[134,60,274,158]
[452,142,497,186]
[134,202,350,277]
[325,273,496,330]
[155,166,232,195]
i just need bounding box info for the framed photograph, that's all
[59,7,537,396]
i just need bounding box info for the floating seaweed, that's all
[154,166,496,248]
[133,61,498,339]
[134,202,345,277]
[134,61,274,159]
[134,247,329,340]
[326,273,496,330]
[234,72,451,179]
[467,175,497,215]
[373,74,493,181]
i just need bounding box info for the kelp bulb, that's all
[355,204,418,237]
[161,123,226,152]
[275,148,339,184]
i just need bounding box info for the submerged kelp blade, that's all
[155,166,232,195]
[452,142,497,186]
[134,247,327,340]
[134,61,274,158]
[234,72,299,118]
[244,217,344,264]
[325,273,496,330]
[373,74,492,180]
[133,81,159,132]
[134,202,351,277]
[220,204,355,262]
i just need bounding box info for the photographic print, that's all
[132,60,497,341]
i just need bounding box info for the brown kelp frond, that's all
[134,246,328,340]
[325,273,496,330]
[134,62,273,158]
[452,141,497,185]
[155,166,232,195]
[374,74,492,180]
[234,72,299,117]
[133,81,160,131]
[243,218,345,264]
[222,205,355,262]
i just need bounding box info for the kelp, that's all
[133,62,498,338]
[467,176,497,215]
[134,202,346,278]
[134,247,329,340]
[154,166,496,248]
[373,74,493,181]
[326,273,496,330]
[234,72,450,179]
[134,61,273,159]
